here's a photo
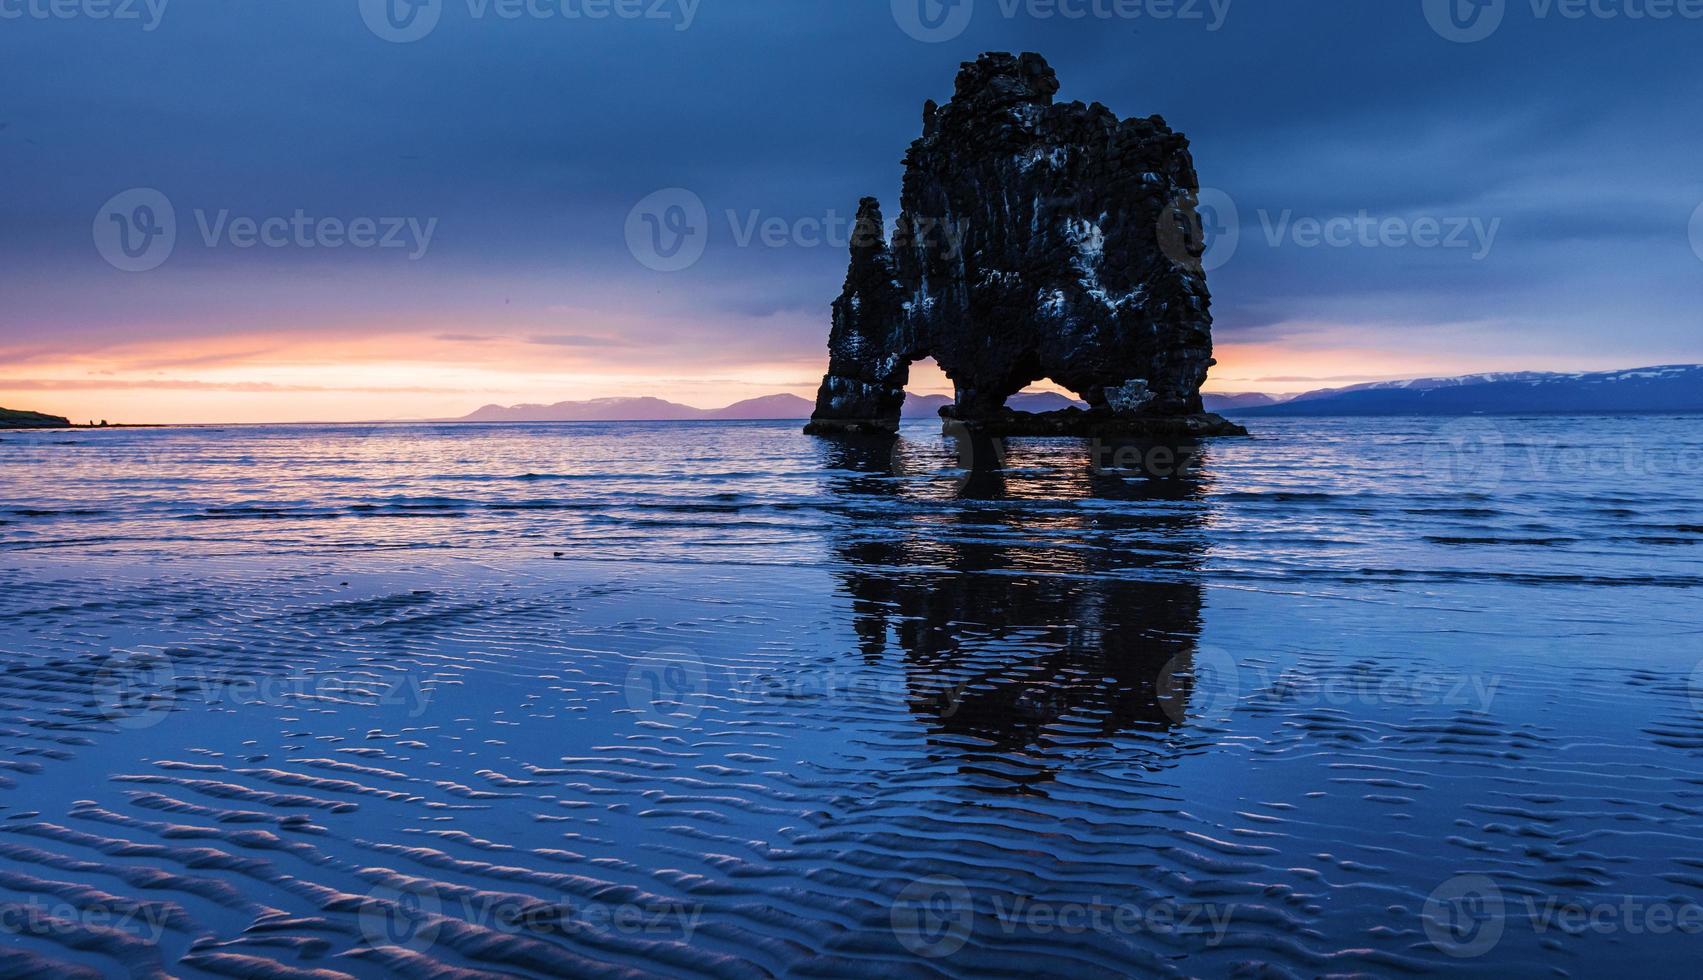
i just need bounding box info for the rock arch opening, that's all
[900,357,957,420]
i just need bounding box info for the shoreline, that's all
[8,409,1703,432]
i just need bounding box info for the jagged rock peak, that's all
[951,51,1060,108]
[805,52,1245,439]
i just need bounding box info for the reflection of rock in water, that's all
[819,433,1210,791]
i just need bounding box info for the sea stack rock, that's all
[805,52,1245,438]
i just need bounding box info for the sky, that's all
[3,0,1702,423]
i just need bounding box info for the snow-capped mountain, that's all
[1232,365,1703,416]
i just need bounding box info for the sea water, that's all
[0,417,1699,977]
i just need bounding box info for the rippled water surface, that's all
[1,417,1700,978]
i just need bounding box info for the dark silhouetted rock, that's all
[805,52,1244,438]
[0,407,71,429]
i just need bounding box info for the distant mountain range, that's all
[457,391,1086,423]
[458,394,818,423]
[453,365,1702,423]
[1227,365,1703,417]
[900,391,1087,418]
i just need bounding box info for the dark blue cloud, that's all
[2,0,1701,368]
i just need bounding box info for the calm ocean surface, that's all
[1,417,1700,977]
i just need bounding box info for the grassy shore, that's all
[0,408,73,429]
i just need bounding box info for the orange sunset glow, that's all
[1,325,1675,426]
